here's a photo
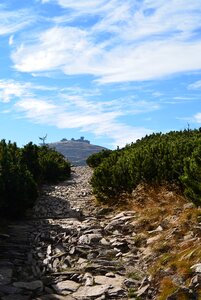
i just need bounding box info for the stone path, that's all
[0,167,149,300]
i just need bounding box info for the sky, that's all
[0,0,201,149]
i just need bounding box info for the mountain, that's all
[48,139,107,166]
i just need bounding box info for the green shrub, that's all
[181,144,201,205]
[0,140,71,219]
[39,146,71,183]
[20,142,41,183]
[0,140,38,218]
[86,149,113,168]
[90,129,201,203]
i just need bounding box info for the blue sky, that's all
[0,0,201,149]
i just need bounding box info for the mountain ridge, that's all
[48,140,107,166]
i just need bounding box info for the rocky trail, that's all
[0,167,149,300]
[1,167,201,300]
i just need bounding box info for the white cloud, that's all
[12,26,103,73]
[43,0,201,41]
[7,0,201,84]
[12,24,201,83]
[0,8,35,36]
[0,80,32,103]
[193,112,201,123]
[8,78,156,147]
[9,35,14,45]
[119,1,201,41]
[12,0,201,84]
[188,80,201,89]
[44,0,112,14]
[152,92,163,97]
[97,41,201,83]
[0,79,57,103]
[15,96,153,147]
[16,98,57,120]
[181,112,201,124]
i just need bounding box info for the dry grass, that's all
[119,183,201,299]
[99,183,201,299]
[157,277,178,300]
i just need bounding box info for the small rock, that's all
[146,235,161,245]
[111,211,135,220]
[124,278,140,288]
[100,238,110,246]
[191,263,201,273]
[47,244,52,255]
[77,258,87,264]
[136,284,150,297]
[83,273,94,286]
[189,274,201,287]
[69,246,75,255]
[107,286,126,297]
[148,225,163,234]
[183,231,194,241]
[78,233,102,245]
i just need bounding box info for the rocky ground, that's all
[0,167,200,300]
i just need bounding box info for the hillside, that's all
[48,139,107,166]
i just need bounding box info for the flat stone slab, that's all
[78,233,102,245]
[72,284,109,299]
[94,275,125,287]
[53,280,80,294]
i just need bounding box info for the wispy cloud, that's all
[0,79,57,103]
[0,80,32,103]
[2,1,201,147]
[0,7,35,36]
[15,96,153,147]
[179,112,201,124]
[12,0,201,83]
[3,79,155,147]
[44,0,201,41]
[193,112,201,123]
[42,0,113,15]
[12,29,201,83]
[188,80,201,89]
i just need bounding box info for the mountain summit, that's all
[48,138,107,166]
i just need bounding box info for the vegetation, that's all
[86,149,113,168]
[88,128,201,205]
[0,140,71,219]
[181,144,201,205]
[124,183,201,300]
